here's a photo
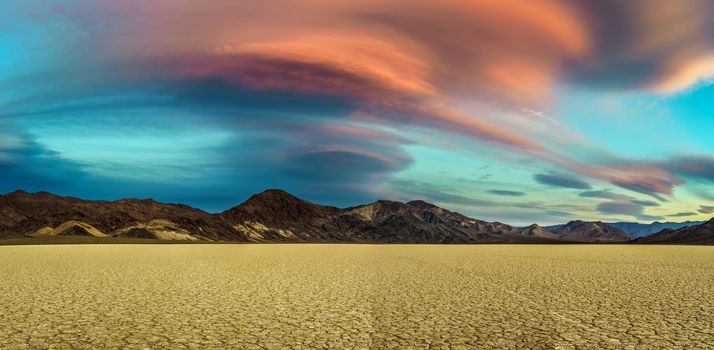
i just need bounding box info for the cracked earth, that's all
[0,244,712,349]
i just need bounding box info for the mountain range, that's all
[633,220,714,245]
[606,221,704,237]
[544,221,704,238]
[0,189,711,245]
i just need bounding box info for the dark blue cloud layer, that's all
[0,75,413,211]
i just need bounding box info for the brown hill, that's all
[635,218,714,245]
[219,189,343,241]
[0,190,237,240]
[340,199,522,243]
[519,224,558,239]
[552,220,630,242]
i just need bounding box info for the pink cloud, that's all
[24,0,714,199]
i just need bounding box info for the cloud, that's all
[588,190,671,221]
[534,173,591,189]
[487,190,525,197]
[68,0,714,97]
[0,127,88,193]
[221,121,415,206]
[661,156,714,183]
[667,212,697,217]
[3,0,714,213]
[584,156,714,200]
[169,46,549,154]
[698,205,714,214]
[388,179,495,208]
[387,178,585,225]
[560,157,709,199]
[568,0,714,93]
[608,179,671,200]
[597,201,642,214]
[280,146,412,182]
[631,200,660,207]
[596,200,662,222]
[579,190,630,200]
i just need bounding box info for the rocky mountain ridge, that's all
[634,218,714,245]
[550,220,630,242]
[607,221,704,238]
[1,189,712,244]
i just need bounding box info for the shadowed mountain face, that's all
[635,219,714,245]
[1,189,565,243]
[551,221,630,242]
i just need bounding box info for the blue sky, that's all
[2,1,714,225]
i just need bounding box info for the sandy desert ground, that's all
[0,244,712,349]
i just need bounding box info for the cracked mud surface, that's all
[0,244,712,349]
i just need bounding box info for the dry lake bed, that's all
[0,244,712,349]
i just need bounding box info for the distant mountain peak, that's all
[608,220,706,238]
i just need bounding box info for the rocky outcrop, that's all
[31,221,109,238]
[552,220,630,242]
[519,224,558,239]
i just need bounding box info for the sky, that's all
[1,0,714,225]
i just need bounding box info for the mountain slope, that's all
[219,191,556,243]
[608,221,704,238]
[339,200,530,243]
[0,190,238,240]
[635,218,714,245]
[519,224,558,239]
[552,221,630,242]
[219,189,343,241]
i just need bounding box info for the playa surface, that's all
[0,244,712,349]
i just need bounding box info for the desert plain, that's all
[0,244,712,349]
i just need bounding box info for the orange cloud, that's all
[216,36,436,97]
[43,0,714,197]
[650,54,714,93]
[96,0,591,105]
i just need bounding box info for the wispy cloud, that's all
[667,212,697,218]
[534,173,591,190]
[596,201,662,222]
[2,0,714,217]
[487,190,525,197]
[698,205,714,214]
